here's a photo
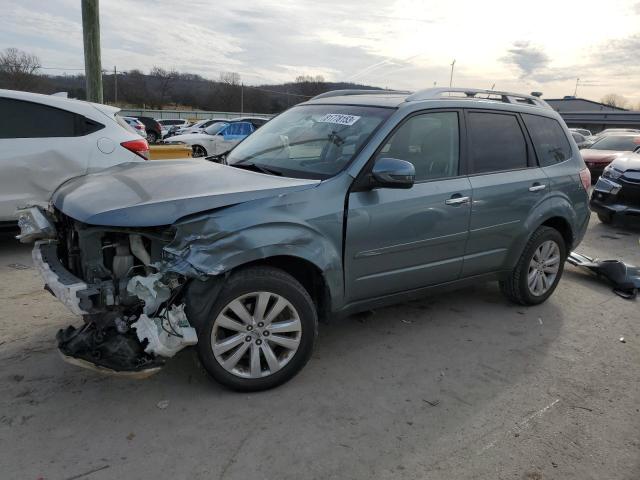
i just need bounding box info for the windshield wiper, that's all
[231,162,283,176]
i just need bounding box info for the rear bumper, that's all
[590,177,640,217]
[32,241,93,316]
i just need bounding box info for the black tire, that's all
[146,131,158,143]
[195,266,318,391]
[500,226,567,306]
[597,212,613,224]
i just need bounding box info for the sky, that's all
[1,0,639,105]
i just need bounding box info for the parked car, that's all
[570,128,592,137]
[133,116,162,143]
[157,119,190,139]
[18,87,590,391]
[122,116,147,139]
[571,131,589,149]
[0,88,148,226]
[581,134,640,179]
[165,120,259,157]
[583,128,640,148]
[590,152,640,224]
[174,118,229,136]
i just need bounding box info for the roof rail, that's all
[310,89,412,100]
[405,87,551,109]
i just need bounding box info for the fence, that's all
[119,108,274,121]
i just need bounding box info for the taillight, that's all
[579,167,591,191]
[121,139,149,160]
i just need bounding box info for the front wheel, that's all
[146,131,158,143]
[195,267,318,391]
[597,212,613,224]
[191,145,208,157]
[500,226,566,305]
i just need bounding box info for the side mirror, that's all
[370,157,415,189]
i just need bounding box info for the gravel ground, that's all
[0,217,638,480]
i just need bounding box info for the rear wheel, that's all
[146,131,158,143]
[192,145,207,157]
[500,226,566,305]
[597,212,613,224]
[195,267,318,391]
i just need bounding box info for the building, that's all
[544,96,640,133]
[545,96,627,113]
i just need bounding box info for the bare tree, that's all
[149,66,178,108]
[0,47,42,90]
[601,93,629,109]
[219,72,241,85]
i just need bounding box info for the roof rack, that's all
[405,88,551,109]
[310,89,412,100]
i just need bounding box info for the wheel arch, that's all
[504,195,577,269]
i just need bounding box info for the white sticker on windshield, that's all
[318,113,361,126]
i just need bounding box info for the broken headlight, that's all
[16,206,56,243]
[602,164,623,180]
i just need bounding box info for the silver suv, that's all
[19,88,591,390]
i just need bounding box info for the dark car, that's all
[133,116,162,143]
[590,152,640,224]
[581,134,640,179]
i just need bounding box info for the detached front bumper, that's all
[590,177,640,217]
[32,241,95,316]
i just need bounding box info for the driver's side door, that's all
[344,110,472,302]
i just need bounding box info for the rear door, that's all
[0,98,97,221]
[345,110,472,302]
[461,110,549,277]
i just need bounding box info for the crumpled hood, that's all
[166,133,210,143]
[52,160,319,227]
[581,149,626,164]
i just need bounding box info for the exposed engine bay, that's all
[19,206,198,376]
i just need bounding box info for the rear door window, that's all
[467,111,528,174]
[522,114,572,166]
[0,98,102,139]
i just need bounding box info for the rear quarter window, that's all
[522,114,572,166]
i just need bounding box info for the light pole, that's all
[574,77,580,97]
[449,59,456,88]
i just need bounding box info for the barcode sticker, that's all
[317,114,361,126]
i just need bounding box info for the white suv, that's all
[0,89,148,224]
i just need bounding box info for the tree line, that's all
[0,48,378,113]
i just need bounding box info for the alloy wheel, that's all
[192,145,207,157]
[527,240,560,296]
[211,291,302,378]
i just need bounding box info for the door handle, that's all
[529,184,547,192]
[445,195,470,206]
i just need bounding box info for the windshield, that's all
[590,135,640,151]
[204,121,229,135]
[226,104,393,179]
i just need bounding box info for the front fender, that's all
[163,214,343,306]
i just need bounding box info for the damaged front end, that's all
[18,206,198,377]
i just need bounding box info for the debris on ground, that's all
[567,252,640,299]
[619,337,626,343]
[156,400,169,409]
[7,263,30,270]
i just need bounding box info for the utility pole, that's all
[240,82,244,114]
[449,59,456,88]
[573,77,580,97]
[114,65,117,104]
[81,0,103,103]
